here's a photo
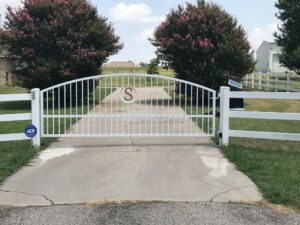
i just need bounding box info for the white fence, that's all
[0,89,41,147]
[219,86,300,146]
[243,73,300,92]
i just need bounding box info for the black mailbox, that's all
[228,79,244,110]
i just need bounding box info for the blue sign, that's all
[25,125,37,138]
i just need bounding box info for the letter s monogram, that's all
[124,87,133,101]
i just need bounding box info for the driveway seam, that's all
[0,189,54,205]
[210,185,257,202]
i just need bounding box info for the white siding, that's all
[256,42,270,73]
[255,42,288,73]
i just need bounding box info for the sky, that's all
[0,0,280,63]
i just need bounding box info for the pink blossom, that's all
[88,51,97,57]
[179,15,189,23]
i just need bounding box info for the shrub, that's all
[147,58,159,74]
[151,0,254,90]
[3,0,123,90]
[275,0,300,74]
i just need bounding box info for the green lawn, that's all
[102,66,175,77]
[100,75,176,91]
[221,99,300,210]
[0,86,28,94]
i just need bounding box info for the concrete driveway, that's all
[0,136,262,206]
[0,87,262,206]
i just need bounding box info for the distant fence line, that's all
[243,72,300,92]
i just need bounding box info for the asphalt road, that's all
[0,202,299,225]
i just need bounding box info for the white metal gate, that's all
[40,74,216,137]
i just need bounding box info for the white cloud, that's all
[109,3,163,24]
[134,27,155,44]
[248,23,280,50]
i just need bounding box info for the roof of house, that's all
[104,61,135,68]
[257,41,280,53]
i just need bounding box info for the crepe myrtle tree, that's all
[3,0,123,90]
[152,0,254,90]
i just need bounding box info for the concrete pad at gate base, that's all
[0,88,262,206]
[0,137,262,206]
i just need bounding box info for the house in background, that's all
[0,49,17,86]
[103,60,135,68]
[255,41,288,73]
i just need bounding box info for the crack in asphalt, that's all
[0,189,54,205]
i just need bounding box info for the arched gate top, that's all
[41,73,216,93]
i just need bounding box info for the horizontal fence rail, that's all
[219,86,300,145]
[41,74,216,138]
[0,90,41,146]
[243,73,300,92]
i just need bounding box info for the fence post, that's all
[31,88,41,147]
[251,74,255,89]
[275,74,279,92]
[259,75,262,90]
[245,74,248,86]
[266,77,270,91]
[287,76,290,92]
[219,86,230,146]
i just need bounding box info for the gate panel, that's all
[41,74,216,137]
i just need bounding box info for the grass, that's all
[100,75,176,88]
[102,66,175,77]
[222,141,300,210]
[221,99,300,210]
[0,86,28,94]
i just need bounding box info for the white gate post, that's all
[31,88,41,147]
[219,86,230,146]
